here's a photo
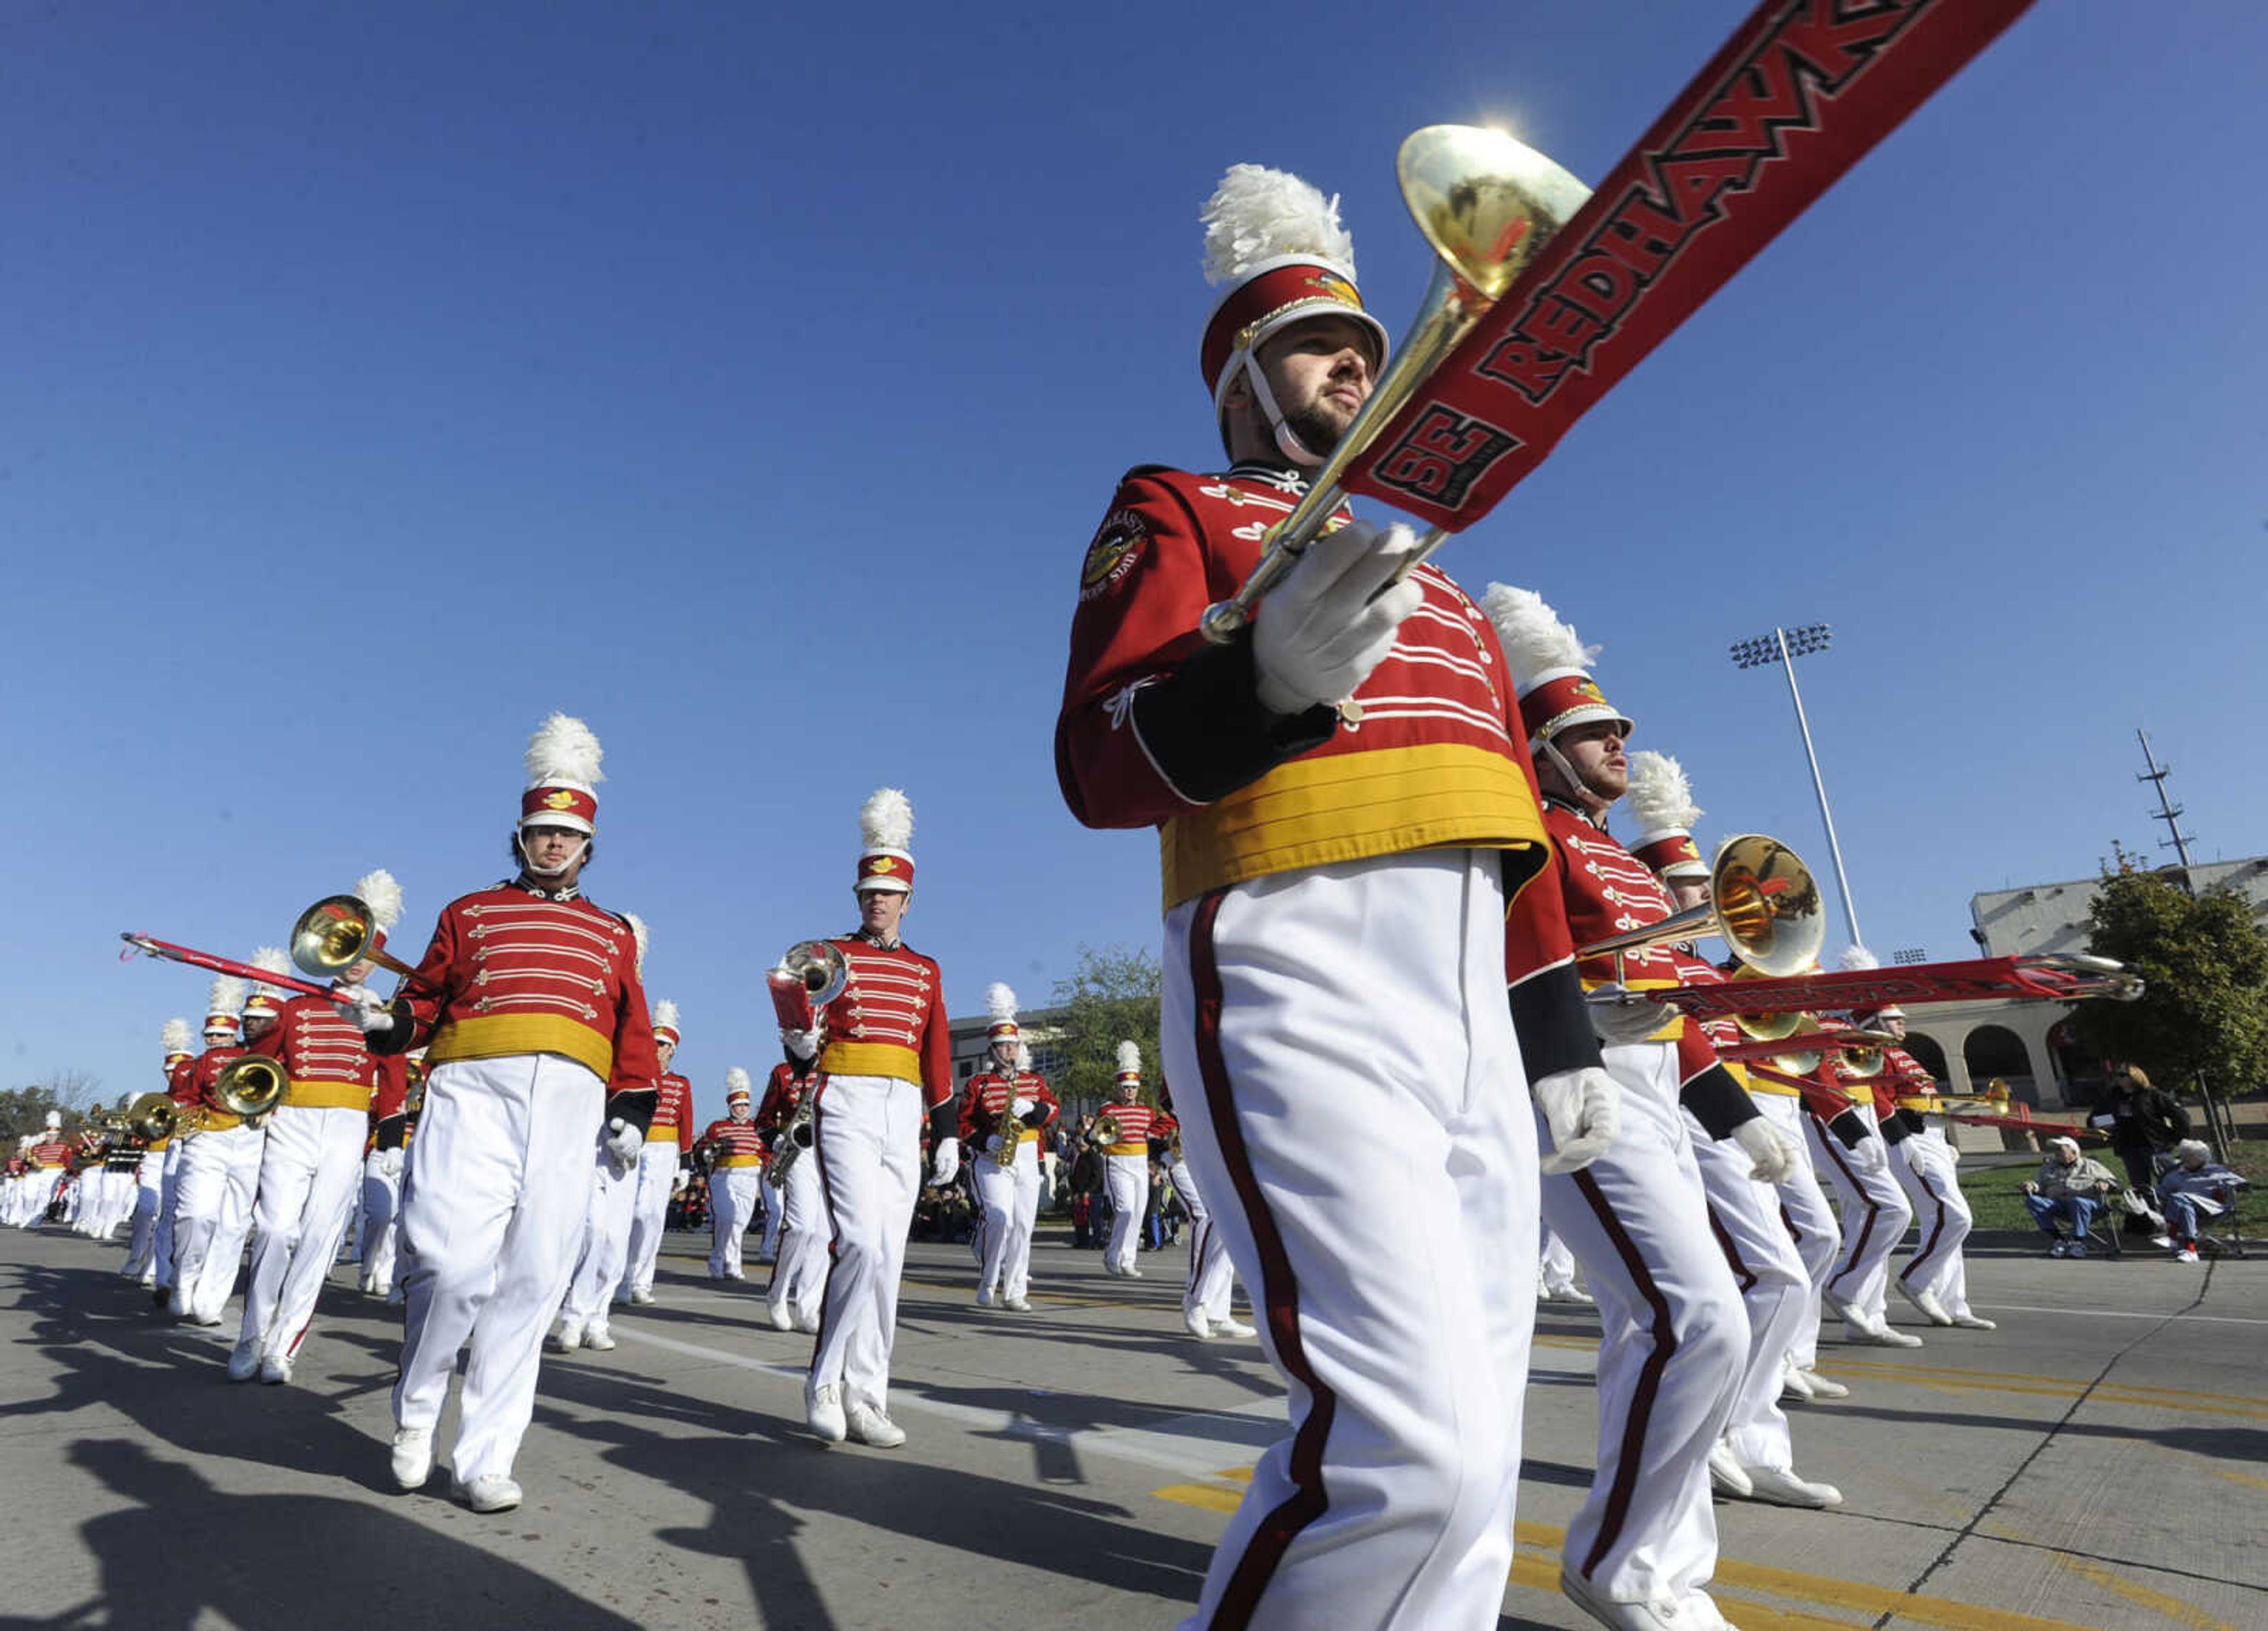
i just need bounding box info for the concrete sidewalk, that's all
[1,1225,2262,1629]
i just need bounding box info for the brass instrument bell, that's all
[291,894,421,986]
[780,940,850,1009]
[125,1093,178,1143]
[214,1055,288,1124]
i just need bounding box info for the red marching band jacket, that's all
[167,1052,201,1110]
[181,1044,250,1130]
[1055,463,1596,1083]
[366,1055,413,1152]
[649,1072,695,1152]
[699,1116,765,1170]
[377,882,662,1116]
[249,994,383,1114]
[814,935,952,1111]
[755,1064,819,1153]
[957,1069,1060,1154]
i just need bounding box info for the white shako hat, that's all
[244,948,291,1022]
[725,1066,752,1107]
[1838,944,1904,1025]
[521,713,603,836]
[351,869,404,956]
[1200,164,1390,464]
[652,998,680,1050]
[1625,752,1708,882]
[624,912,650,974]
[1482,583,1636,746]
[161,1016,195,1065]
[203,976,245,1040]
[985,982,1020,1047]
[855,787,915,895]
[1115,1040,1143,1090]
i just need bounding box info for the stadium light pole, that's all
[1728,624,1863,950]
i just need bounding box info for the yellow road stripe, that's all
[2054,1555,2238,1631]
[2211,1470,2268,1493]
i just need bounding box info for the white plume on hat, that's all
[1839,945,1881,972]
[1481,583,1600,692]
[1203,165,1357,286]
[354,869,403,932]
[161,1017,194,1056]
[1116,1040,1143,1077]
[653,998,679,1035]
[206,975,246,1018]
[1016,1042,1033,1071]
[526,712,604,790]
[1626,752,1703,836]
[248,947,292,1006]
[725,1066,752,1099]
[860,787,913,853]
[624,912,650,973]
[986,982,1018,1026]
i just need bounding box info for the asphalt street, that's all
[2,1222,2262,1630]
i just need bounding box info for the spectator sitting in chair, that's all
[2155,1140,2244,1265]
[2025,1136,2119,1257]
[2091,1065,2192,1194]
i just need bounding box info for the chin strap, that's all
[516,831,589,879]
[1236,357,1325,468]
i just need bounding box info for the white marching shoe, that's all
[1184,1308,1214,1339]
[1895,1281,1956,1326]
[1950,1312,1998,1330]
[458,1474,522,1513]
[581,1325,616,1352]
[390,1428,434,1490]
[226,1336,263,1382]
[549,1322,584,1353]
[844,1400,907,1449]
[1003,1294,1031,1312]
[806,1382,847,1444]
[1210,1316,1255,1339]
[767,1302,796,1331]
[259,1352,294,1385]
[1706,1440,1754,1498]
[976,1286,997,1308]
[1843,1319,1923,1349]
[1797,1368,1850,1400]
[627,1287,656,1306]
[1558,1566,1699,1630]
[1740,1464,1844,1509]
[1781,1363,1816,1401]
[794,1309,822,1334]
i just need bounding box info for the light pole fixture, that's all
[1728,623,1863,950]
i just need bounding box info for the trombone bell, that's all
[292,895,379,979]
[125,1093,179,1143]
[1579,834,1826,980]
[780,940,850,1009]
[214,1055,287,1123]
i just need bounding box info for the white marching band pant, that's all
[1755,1094,1841,1374]
[767,1152,829,1325]
[8,1168,64,1228]
[1169,1156,1234,1327]
[808,1072,923,1417]
[709,1166,762,1279]
[240,1103,366,1363]
[393,1053,604,1485]
[1688,1109,1810,1476]
[360,1150,403,1295]
[1102,1150,1147,1276]
[171,1124,265,1323]
[1164,849,1539,1631]
[1807,1114,1913,1330]
[151,1140,187,1290]
[623,1140,680,1297]
[561,1141,640,1330]
[1540,1038,1746,1612]
[1892,1125,1976,1317]
[1539,1223,1581,1298]
[759,1173,784,1261]
[120,1148,166,1281]
[973,1137,1042,1301]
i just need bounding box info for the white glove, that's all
[778,1025,820,1064]
[1586,988,1669,1048]
[1851,1133,1889,1176]
[1533,1066,1619,1176]
[377,1147,405,1179]
[1731,1118,1798,1185]
[331,983,394,1036]
[928,1136,960,1186]
[1252,520,1422,716]
[1011,1097,1034,1118]
[604,1118,644,1170]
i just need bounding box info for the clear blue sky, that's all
[5,3,2262,1126]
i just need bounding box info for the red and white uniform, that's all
[120,1056,189,1284]
[960,1066,1059,1303]
[1807,1033,1914,1339]
[146,1051,205,1291]
[170,1043,259,1323]
[1097,1098,1157,1277]
[238,995,385,1372]
[1533,801,1756,1612]
[700,1113,767,1280]
[623,1071,695,1301]
[565,1067,690,1337]
[378,880,660,1486]
[1159,1102,1239,1334]
[809,931,951,1419]
[1881,1045,1976,1321]
[1059,462,1593,1631]
[359,1058,416,1298]
[757,1065,827,1326]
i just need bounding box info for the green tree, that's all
[2070,869,2268,1152]
[0,1072,99,1143]
[1048,944,1163,1117]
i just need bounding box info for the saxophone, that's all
[990,1076,1025,1169]
[766,1084,817,1185]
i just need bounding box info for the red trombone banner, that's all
[1341,0,2035,529]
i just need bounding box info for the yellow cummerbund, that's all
[718,1152,764,1169]
[646,1123,680,1143]
[820,1040,923,1085]
[145,1134,172,1152]
[288,1079,373,1111]
[1107,1140,1147,1158]
[1578,973,1686,1043]
[1744,1065,1800,1097]
[1897,1097,1943,1113]
[199,1110,243,1133]
[426,1014,613,1084]
[1160,741,1549,909]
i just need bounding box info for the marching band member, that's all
[1056,167,1612,1630]
[337,713,661,1514]
[1098,1045,1155,1278]
[559,915,660,1347]
[14,1114,71,1228]
[757,1049,827,1332]
[232,875,405,1384]
[96,1126,142,1244]
[695,1072,765,1285]
[1490,584,1799,1626]
[359,1048,421,1300]
[151,993,230,1306]
[797,788,953,1450]
[170,973,261,1326]
[1158,1082,1250,1339]
[1624,752,1842,1509]
[1812,948,1924,1350]
[961,986,1059,1310]
[621,999,695,1306]
[1860,979,1993,1330]
[119,1018,192,1283]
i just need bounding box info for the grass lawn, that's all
[1953,1138,2266,1240]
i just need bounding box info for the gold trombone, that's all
[1200,125,1592,644]
[290,895,429,989]
[213,1055,288,1127]
[123,1093,179,1143]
